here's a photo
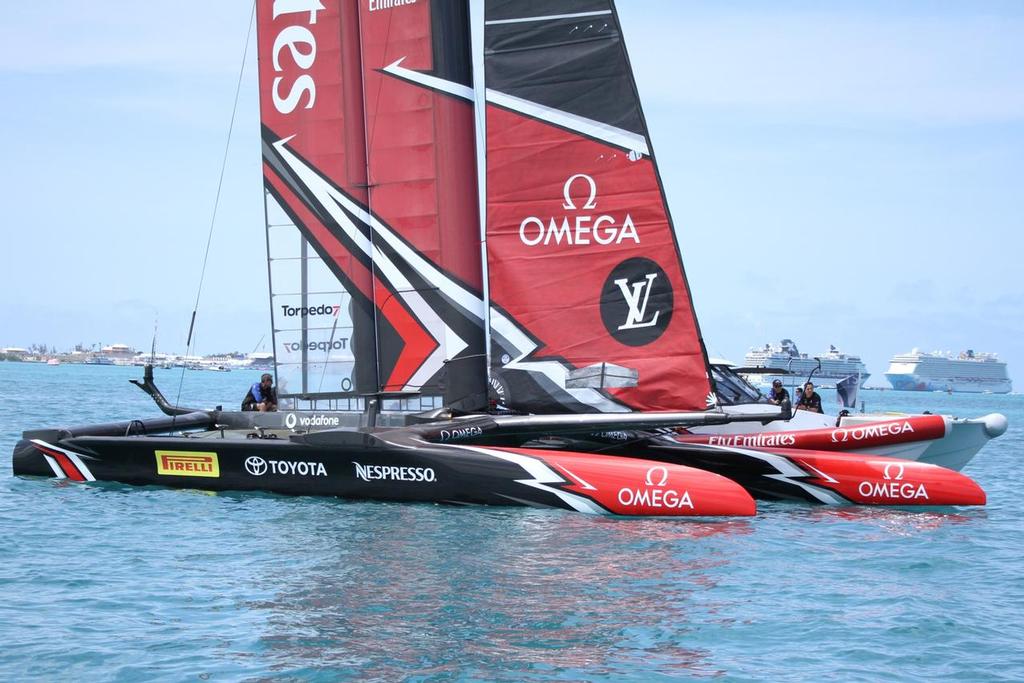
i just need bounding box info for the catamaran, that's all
[13,0,997,514]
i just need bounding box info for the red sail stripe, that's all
[375,275,440,391]
[357,1,484,397]
[265,167,440,391]
[263,167,377,302]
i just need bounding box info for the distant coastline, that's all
[0,343,272,372]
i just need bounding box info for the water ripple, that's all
[0,363,1022,680]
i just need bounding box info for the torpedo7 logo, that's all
[600,257,673,346]
[280,304,340,318]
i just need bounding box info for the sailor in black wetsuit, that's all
[242,373,278,412]
[767,379,790,405]
[796,381,823,413]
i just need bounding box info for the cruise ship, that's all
[741,339,870,389]
[885,349,1012,394]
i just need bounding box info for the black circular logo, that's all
[600,257,673,346]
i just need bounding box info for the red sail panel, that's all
[357,1,487,406]
[258,1,367,197]
[257,0,379,397]
[482,0,712,413]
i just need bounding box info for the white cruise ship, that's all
[741,339,870,390]
[885,349,1012,394]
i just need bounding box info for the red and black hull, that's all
[12,409,986,513]
[12,427,757,518]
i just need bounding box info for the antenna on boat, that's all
[807,358,823,386]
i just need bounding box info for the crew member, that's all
[796,381,823,413]
[767,379,790,405]
[242,373,278,412]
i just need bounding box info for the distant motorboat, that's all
[46,359,60,366]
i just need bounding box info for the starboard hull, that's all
[684,411,1008,472]
[642,441,986,506]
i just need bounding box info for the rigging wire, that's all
[172,0,257,417]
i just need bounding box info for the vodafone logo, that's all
[284,413,342,430]
[519,174,640,247]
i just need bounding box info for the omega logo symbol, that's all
[645,465,669,487]
[883,462,905,481]
[562,173,598,210]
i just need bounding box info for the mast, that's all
[355,0,488,411]
[470,0,492,393]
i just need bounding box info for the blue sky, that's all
[1,1,1021,388]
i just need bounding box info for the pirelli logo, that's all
[155,451,220,478]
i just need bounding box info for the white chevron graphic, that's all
[380,58,649,157]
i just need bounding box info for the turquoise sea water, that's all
[1,362,1022,681]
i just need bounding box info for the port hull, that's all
[12,430,759,517]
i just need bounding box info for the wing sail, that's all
[257,0,377,402]
[356,0,487,409]
[257,0,488,410]
[478,0,714,414]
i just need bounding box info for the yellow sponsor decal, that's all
[155,451,220,478]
